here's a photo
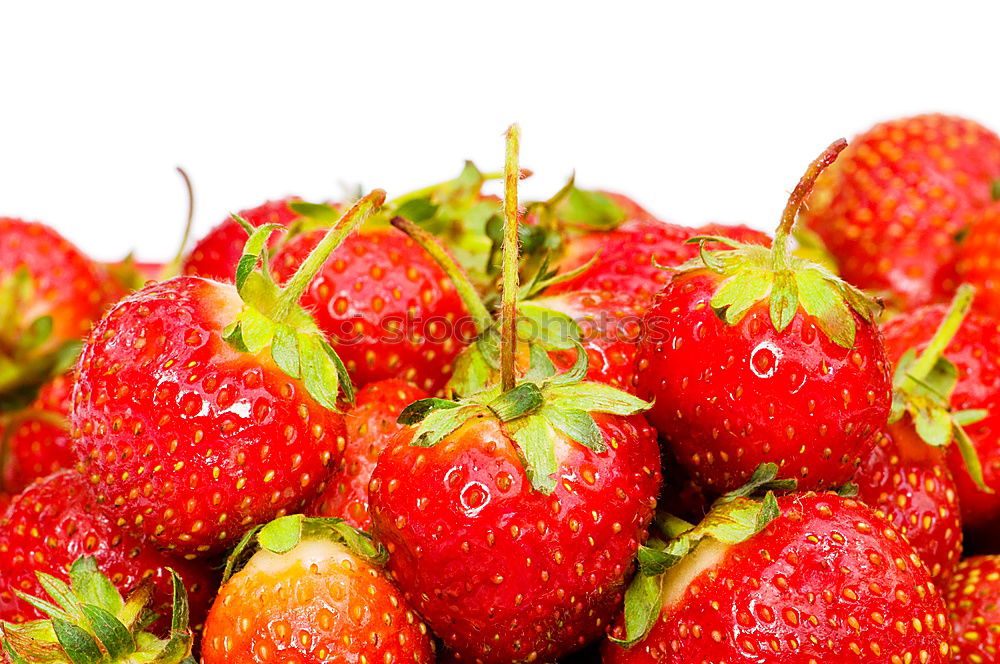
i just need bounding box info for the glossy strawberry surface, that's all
[881,304,1000,534]
[1,372,73,493]
[202,537,434,664]
[603,493,952,663]
[307,379,428,530]
[272,228,473,394]
[636,269,892,494]
[0,470,217,632]
[945,555,1000,664]
[369,412,662,663]
[0,217,111,347]
[182,198,302,282]
[70,277,346,555]
[854,422,962,581]
[802,114,1000,309]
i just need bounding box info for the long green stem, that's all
[771,139,847,268]
[159,167,197,279]
[390,217,493,335]
[908,283,976,382]
[499,124,521,393]
[273,190,386,319]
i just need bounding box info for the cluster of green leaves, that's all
[614,464,796,647]
[400,343,649,493]
[1,557,193,664]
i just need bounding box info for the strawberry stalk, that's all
[907,283,975,383]
[389,217,493,336]
[499,124,522,392]
[273,190,386,320]
[162,166,197,278]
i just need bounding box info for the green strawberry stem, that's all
[992,179,1000,201]
[771,139,847,269]
[162,166,197,278]
[499,124,522,393]
[389,217,493,335]
[908,283,975,383]
[272,190,386,320]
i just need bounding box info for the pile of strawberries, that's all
[1,115,1000,664]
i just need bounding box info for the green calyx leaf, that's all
[616,464,793,648]
[680,237,878,349]
[550,186,627,231]
[223,516,387,584]
[1,556,193,664]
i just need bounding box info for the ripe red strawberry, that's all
[0,372,73,493]
[307,379,428,530]
[635,140,892,494]
[1,555,197,662]
[801,114,1000,310]
[201,515,434,664]
[945,555,1000,663]
[370,125,663,664]
[182,197,303,282]
[855,424,962,581]
[0,218,112,406]
[271,224,474,395]
[957,200,1000,316]
[0,470,216,632]
[70,192,385,556]
[881,297,1000,537]
[603,490,953,663]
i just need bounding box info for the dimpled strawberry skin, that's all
[881,304,1000,532]
[369,412,662,664]
[2,373,74,493]
[182,198,301,282]
[635,270,892,494]
[0,218,112,345]
[307,379,428,531]
[802,114,1000,309]
[201,541,434,664]
[854,423,962,582]
[603,493,953,664]
[272,228,472,395]
[957,202,1000,317]
[945,555,1000,664]
[0,471,217,632]
[70,277,346,556]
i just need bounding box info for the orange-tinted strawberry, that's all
[636,140,892,494]
[855,424,962,581]
[0,372,73,494]
[881,297,1000,537]
[70,192,386,556]
[604,490,952,663]
[0,218,112,406]
[802,114,1000,310]
[0,471,217,633]
[957,200,1000,316]
[201,515,434,664]
[182,197,302,282]
[307,379,428,530]
[271,226,474,395]
[945,555,1000,663]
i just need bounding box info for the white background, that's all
[1,1,998,262]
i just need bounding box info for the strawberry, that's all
[270,220,475,395]
[957,199,1000,316]
[182,197,303,282]
[201,515,434,664]
[855,424,962,582]
[945,555,1000,663]
[604,487,952,663]
[70,192,385,556]
[801,114,1000,310]
[880,293,1000,537]
[1,555,196,663]
[635,140,892,494]
[0,218,111,408]
[0,372,73,494]
[307,379,428,530]
[369,126,663,663]
[0,470,216,633]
